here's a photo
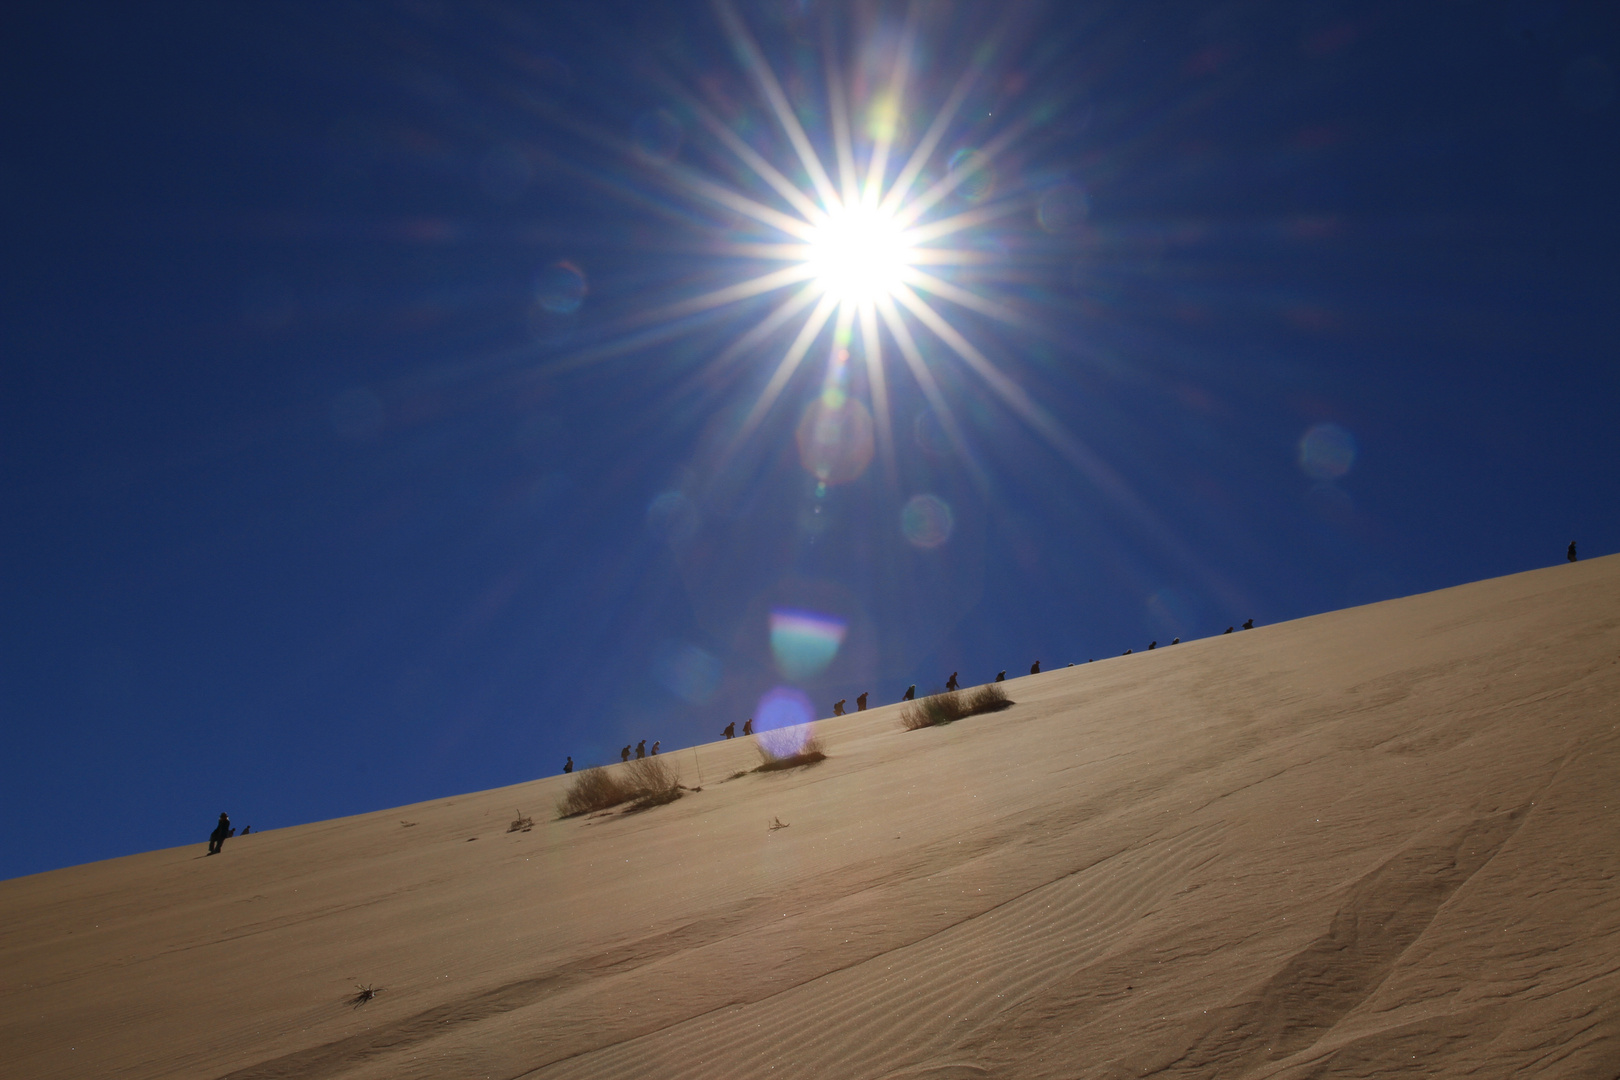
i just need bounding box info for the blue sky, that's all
[2,0,1616,880]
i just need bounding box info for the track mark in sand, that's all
[528,823,1225,1080]
[1158,805,1531,1079]
[209,899,779,1080]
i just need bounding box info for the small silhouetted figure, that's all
[207,813,230,855]
[651,741,660,756]
[227,827,236,838]
[241,825,251,835]
[1148,641,1156,650]
[1568,541,1578,563]
[722,722,735,739]
[743,718,754,735]
[995,670,1006,682]
[635,740,646,759]
[1171,637,1180,645]
[1028,661,1039,675]
[564,757,573,773]
[1223,627,1233,634]
[833,699,846,716]
[621,745,631,762]
[1242,619,1254,630]
[1124,649,1133,656]
[903,684,916,701]
[946,671,960,691]
[856,692,868,711]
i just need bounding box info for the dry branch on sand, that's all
[754,730,827,772]
[899,684,1012,730]
[556,758,684,818]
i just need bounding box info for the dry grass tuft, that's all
[623,756,683,809]
[556,767,626,817]
[507,809,534,833]
[899,683,1012,730]
[754,730,827,772]
[556,757,685,817]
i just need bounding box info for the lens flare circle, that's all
[805,202,913,307]
[900,494,954,548]
[769,607,847,680]
[1298,423,1357,480]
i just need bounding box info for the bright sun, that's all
[805,202,914,307]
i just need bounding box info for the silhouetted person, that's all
[207,813,231,855]
[946,671,959,691]
[995,670,1005,682]
[1569,540,1578,562]
[723,722,735,739]
[1171,638,1180,645]
[564,756,573,774]
[856,692,868,711]
[241,825,251,835]
[742,718,754,735]
[227,827,236,838]
[635,740,646,759]
[833,699,846,716]
[621,745,631,762]
[903,684,916,701]
[1124,649,1133,656]
[1223,627,1233,634]
[1030,661,1040,674]
[651,741,660,755]
[1148,641,1156,650]
[1242,619,1254,630]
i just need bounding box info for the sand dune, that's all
[4,556,1618,1079]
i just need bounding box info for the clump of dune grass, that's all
[623,756,683,810]
[899,683,1012,731]
[556,767,627,817]
[556,757,685,817]
[754,727,827,772]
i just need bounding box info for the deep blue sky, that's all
[2,0,1615,880]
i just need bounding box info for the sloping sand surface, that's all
[4,556,1619,1079]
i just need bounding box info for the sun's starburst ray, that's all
[901,266,1032,329]
[713,0,840,211]
[824,33,861,208]
[902,198,1029,246]
[730,292,840,451]
[639,264,817,327]
[858,301,898,485]
[861,18,916,208]
[875,297,989,490]
[877,66,980,216]
[893,118,1032,230]
[672,169,820,240]
[683,94,828,225]
[708,281,827,372]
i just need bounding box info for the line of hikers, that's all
[561,621,1271,775]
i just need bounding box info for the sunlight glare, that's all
[805,202,913,307]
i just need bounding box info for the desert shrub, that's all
[556,767,628,817]
[623,755,683,809]
[964,683,1012,714]
[754,727,826,772]
[899,683,1011,731]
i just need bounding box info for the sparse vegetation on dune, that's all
[623,756,683,809]
[556,767,627,817]
[899,684,1012,731]
[555,757,685,818]
[754,730,827,772]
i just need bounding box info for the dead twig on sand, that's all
[508,810,534,833]
[769,817,790,831]
[349,984,380,1009]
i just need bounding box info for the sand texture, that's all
[4,556,1619,1079]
